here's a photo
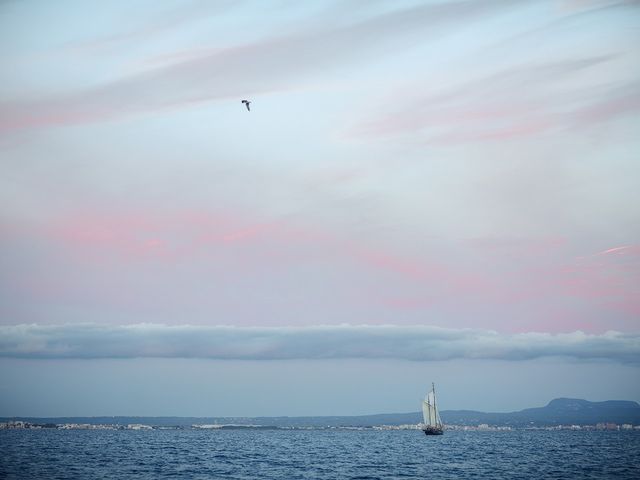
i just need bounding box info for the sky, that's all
[1,0,639,417]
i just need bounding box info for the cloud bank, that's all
[1,324,638,363]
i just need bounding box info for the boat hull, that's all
[422,426,444,435]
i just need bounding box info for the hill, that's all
[442,398,640,427]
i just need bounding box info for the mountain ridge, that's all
[440,398,640,427]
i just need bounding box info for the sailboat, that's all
[421,383,444,435]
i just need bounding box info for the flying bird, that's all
[241,100,251,111]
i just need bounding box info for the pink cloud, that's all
[49,210,287,262]
[594,245,640,256]
[547,246,640,317]
[4,207,638,333]
[348,55,639,145]
[54,212,633,313]
[570,87,640,127]
[349,247,432,280]
[26,208,470,308]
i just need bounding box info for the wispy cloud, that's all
[0,0,524,134]
[349,55,640,144]
[1,324,638,363]
[2,210,637,332]
[65,1,236,53]
[594,245,640,256]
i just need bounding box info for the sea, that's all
[1,429,639,479]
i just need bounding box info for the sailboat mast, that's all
[432,383,438,426]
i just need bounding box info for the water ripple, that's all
[1,429,639,479]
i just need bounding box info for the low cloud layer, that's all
[1,324,638,363]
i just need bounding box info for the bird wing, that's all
[246,103,250,111]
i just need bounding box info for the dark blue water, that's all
[1,429,639,479]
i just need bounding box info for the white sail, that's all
[422,400,430,424]
[427,391,436,425]
[422,399,435,426]
[422,386,442,428]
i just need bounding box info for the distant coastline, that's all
[2,421,638,431]
[3,398,640,431]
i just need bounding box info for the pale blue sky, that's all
[1,0,639,416]
[3,357,639,417]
